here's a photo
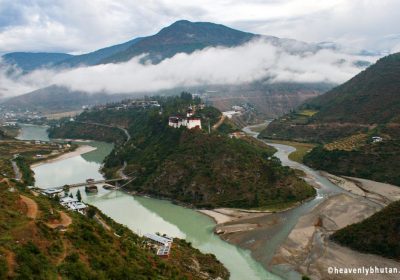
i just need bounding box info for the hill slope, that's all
[306,52,400,124]
[260,52,400,143]
[55,37,143,67]
[0,181,229,279]
[0,140,229,279]
[2,85,133,113]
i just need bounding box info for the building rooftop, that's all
[144,233,172,245]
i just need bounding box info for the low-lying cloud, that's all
[0,39,379,98]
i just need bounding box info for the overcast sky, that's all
[0,0,399,54]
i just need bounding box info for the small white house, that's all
[168,116,183,128]
[42,188,64,197]
[372,136,383,143]
[186,118,201,129]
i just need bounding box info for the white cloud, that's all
[0,0,400,54]
[0,39,379,98]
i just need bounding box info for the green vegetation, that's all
[260,52,400,144]
[108,128,314,208]
[303,140,400,186]
[49,122,126,145]
[14,156,35,186]
[331,200,400,260]
[50,94,315,209]
[0,175,229,279]
[258,52,400,188]
[297,110,318,117]
[324,134,368,151]
[0,129,11,140]
[0,125,20,138]
[260,117,368,144]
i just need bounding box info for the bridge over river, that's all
[37,178,128,191]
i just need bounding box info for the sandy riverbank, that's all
[31,145,97,168]
[322,172,400,206]
[270,193,400,280]
[198,208,269,225]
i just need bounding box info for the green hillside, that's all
[260,52,400,143]
[303,140,400,186]
[0,180,229,279]
[49,94,315,209]
[0,139,229,279]
[331,200,400,260]
[306,53,400,124]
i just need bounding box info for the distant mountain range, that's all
[2,85,132,113]
[1,52,72,72]
[1,20,361,71]
[0,20,373,113]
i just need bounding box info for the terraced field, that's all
[324,134,368,151]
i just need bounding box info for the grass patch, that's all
[297,110,318,117]
[269,140,316,163]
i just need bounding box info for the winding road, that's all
[75,121,132,178]
[75,121,131,143]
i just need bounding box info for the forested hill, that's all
[331,200,400,261]
[49,94,315,209]
[260,52,400,143]
[305,52,400,124]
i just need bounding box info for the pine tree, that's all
[76,190,82,202]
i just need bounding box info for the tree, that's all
[180,92,192,101]
[87,207,96,219]
[69,193,73,198]
[76,190,82,202]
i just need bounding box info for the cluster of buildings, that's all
[60,197,88,214]
[144,233,173,258]
[41,188,88,214]
[222,105,245,119]
[168,105,203,130]
[0,107,46,125]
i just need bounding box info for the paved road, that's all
[212,115,226,130]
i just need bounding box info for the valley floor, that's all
[203,125,400,279]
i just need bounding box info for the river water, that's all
[20,124,280,280]
[243,124,344,279]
